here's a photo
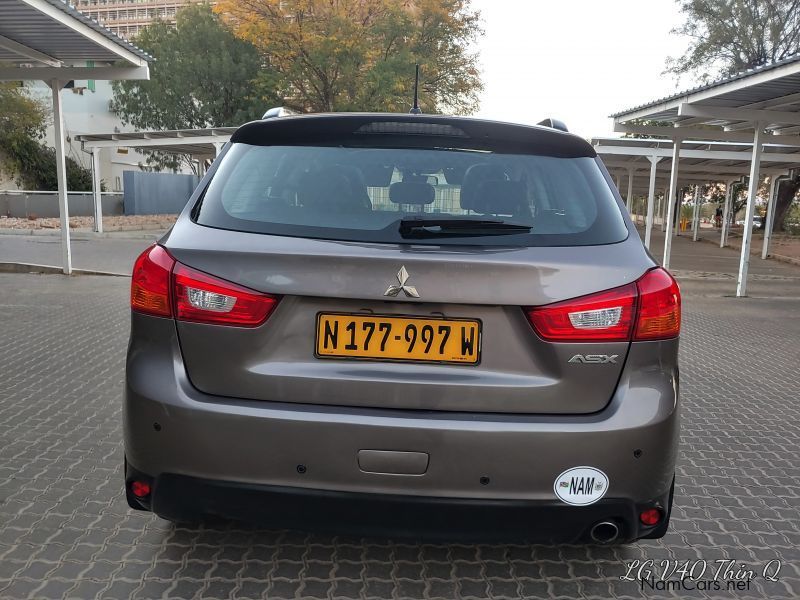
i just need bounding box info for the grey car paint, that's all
[125,313,678,502]
[163,220,649,307]
[164,209,654,414]
[176,298,631,414]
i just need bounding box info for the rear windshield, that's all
[194,143,628,246]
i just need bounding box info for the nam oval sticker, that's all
[554,466,609,506]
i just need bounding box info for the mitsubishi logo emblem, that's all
[384,266,420,298]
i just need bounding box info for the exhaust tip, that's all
[590,521,620,544]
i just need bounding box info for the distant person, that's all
[714,206,723,228]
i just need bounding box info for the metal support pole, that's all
[736,125,764,297]
[725,184,737,246]
[654,194,661,228]
[653,196,661,229]
[665,188,670,228]
[51,80,72,275]
[625,168,634,213]
[762,175,781,260]
[644,156,661,249]
[675,186,683,237]
[721,179,734,247]
[91,148,103,234]
[614,173,621,191]
[691,185,701,241]
[663,140,681,269]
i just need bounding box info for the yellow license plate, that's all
[315,313,481,365]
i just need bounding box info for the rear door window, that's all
[195,143,628,246]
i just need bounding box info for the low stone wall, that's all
[0,192,124,218]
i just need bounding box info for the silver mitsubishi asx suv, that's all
[124,113,680,544]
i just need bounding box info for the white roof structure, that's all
[0,0,151,79]
[611,54,800,135]
[609,54,800,296]
[76,128,236,158]
[0,0,152,274]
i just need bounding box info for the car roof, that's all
[230,113,596,158]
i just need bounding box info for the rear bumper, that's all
[124,314,679,541]
[127,467,672,543]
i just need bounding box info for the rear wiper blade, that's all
[398,218,531,238]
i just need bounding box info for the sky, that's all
[471,0,692,139]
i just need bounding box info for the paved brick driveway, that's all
[0,272,798,600]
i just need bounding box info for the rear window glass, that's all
[194,144,628,246]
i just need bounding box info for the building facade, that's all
[71,1,205,39]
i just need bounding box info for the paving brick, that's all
[1,269,798,599]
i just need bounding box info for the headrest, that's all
[470,180,528,215]
[297,165,369,212]
[389,181,436,205]
[460,164,508,211]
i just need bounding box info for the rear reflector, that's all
[173,264,278,327]
[130,480,151,499]
[130,245,279,327]
[639,507,663,526]
[525,268,680,342]
[131,245,175,317]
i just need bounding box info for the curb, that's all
[0,228,167,240]
[0,262,129,277]
[771,253,800,266]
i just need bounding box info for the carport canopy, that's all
[609,54,800,296]
[74,128,235,234]
[76,128,236,159]
[0,0,151,274]
[595,136,800,251]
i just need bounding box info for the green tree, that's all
[666,0,800,232]
[0,82,48,141]
[111,3,266,171]
[215,0,483,114]
[4,135,93,191]
[666,0,800,82]
[622,119,673,139]
[0,83,93,191]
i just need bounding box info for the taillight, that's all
[525,268,680,342]
[131,245,175,317]
[173,264,278,327]
[131,245,279,327]
[634,268,680,340]
[525,284,637,342]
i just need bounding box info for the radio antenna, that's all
[410,64,422,114]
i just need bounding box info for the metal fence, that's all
[122,171,200,215]
[368,185,462,213]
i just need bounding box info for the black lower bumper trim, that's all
[144,473,670,543]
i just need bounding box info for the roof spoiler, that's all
[262,106,298,119]
[537,118,568,132]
